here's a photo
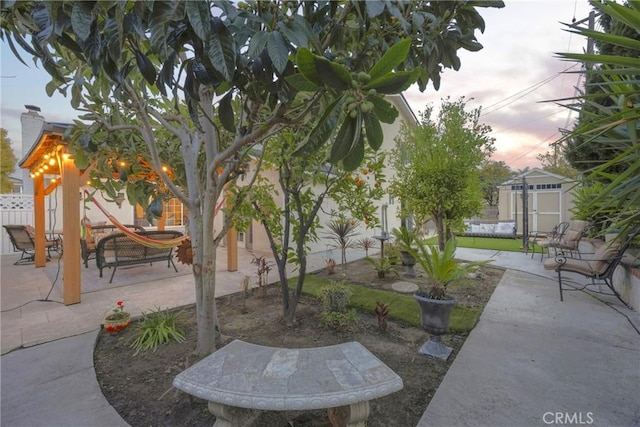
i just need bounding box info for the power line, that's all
[480,63,580,117]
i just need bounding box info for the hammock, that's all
[83,189,189,249]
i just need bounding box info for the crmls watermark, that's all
[543,412,594,425]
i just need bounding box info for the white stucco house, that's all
[3,95,418,258]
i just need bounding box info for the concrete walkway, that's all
[1,246,639,426]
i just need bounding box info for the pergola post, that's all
[61,152,81,305]
[33,174,47,267]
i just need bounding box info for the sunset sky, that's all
[1,0,592,171]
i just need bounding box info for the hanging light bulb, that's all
[49,158,56,166]
[44,153,50,160]
[30,173,35,178]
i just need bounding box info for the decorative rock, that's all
[391,281,419,294]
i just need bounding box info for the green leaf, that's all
[71,2,94,41]
[45,80,58,97]
[364,69,420,94]
[285,73,321,92]
[219,91,235,133]
[247,30,267,59]
[296,48,351,90]
[104,17,122,63]
[364,113,383,150]
[293,96,344,157]
[134,49,157,85]
[313,56,351,90]
[277,20,308,49]
[369,39,411,81]
[208,18,237,81]
[368,95,398,124]
[342,132,365,171]
[186,0,211,42]
[267,31,289,75]
[330,115,358,164]
[366,1,386,18]
[296,48,323,86]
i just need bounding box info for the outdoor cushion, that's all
[495,222,514,234]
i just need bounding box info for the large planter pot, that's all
[400,250,416,278]
[413,292,456,361]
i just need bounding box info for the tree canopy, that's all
[390,97,495,249]
[0,128,17,193]
[1,0,504,355]
[556,0,640,234]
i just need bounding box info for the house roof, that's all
[500,167,576,186]
[19,122,73,173]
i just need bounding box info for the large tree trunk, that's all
[193,187,220,356]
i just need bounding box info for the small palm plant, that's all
[326,217,358,266]
[409,238,488,300]
[355,237,377,257]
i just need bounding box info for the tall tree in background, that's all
[536,145,578,179]
[563,0,640,175]
[478,160,514,208]
[1,0,503,355]
[390,98,495,250]
[0,129,17,193]
[557,0,640,234]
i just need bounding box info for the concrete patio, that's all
[1,245,639,426]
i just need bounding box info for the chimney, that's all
[20,105,45,195]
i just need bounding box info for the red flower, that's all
[117,301,124,306]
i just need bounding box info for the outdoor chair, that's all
[543,228,639,308]
[531,221,570,260]
[535,220,588,261]
[3,224,59,265]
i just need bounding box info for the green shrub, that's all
[130,307,186,355]
[319,281,357,331]
[364,256,398,279]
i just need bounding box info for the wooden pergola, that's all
[19,123,239,306]
[19,123,83,305]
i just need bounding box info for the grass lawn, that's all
[292,275,481,333]
[425,235,525,252]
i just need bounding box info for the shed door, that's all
[534,191,561,233]
[511,190,561,233]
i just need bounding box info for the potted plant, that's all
[103,300,132,334]
[407,238,489,360]
[392,226,418,278]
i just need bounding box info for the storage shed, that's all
[498,168,577,235]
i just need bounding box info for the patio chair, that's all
[536,220,588,261]
[530,221,570,260]
[3,224,59,265]
[543,228,639,308]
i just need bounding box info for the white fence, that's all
[1,194,35,254]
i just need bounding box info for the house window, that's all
[133,198,187,227]
[535,183,562,190]
[164,198,186,226]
